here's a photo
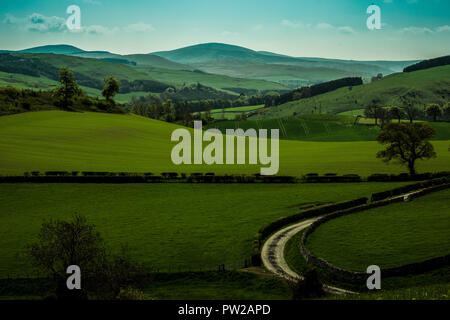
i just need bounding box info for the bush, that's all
[161,172,178,179]
[367,174,390,182]
[291,268,324,300]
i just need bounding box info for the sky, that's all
[0,0,449,60]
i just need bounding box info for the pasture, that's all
[258,65,450,118]
[1,111,448,176]
[306,189,450,272]
[0,182,409,278]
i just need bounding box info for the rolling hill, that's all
[0,111,449,176]
[152,43,418,86]
[0,51,288,101]
[256,65,450,118]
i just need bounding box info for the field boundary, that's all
[1,171,449,184]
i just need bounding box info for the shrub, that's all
[161,172,178,179]
[291,268,324,300]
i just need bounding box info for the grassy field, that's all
[0,111,449,176]
[258,65,450,118]
[0,182,411,278]
[205,115,450,141]
[137,66,288,92]
[306,189,450,272]
[199,105,265,120]
[144,272,291,300]
[337,283,450,300]
[210,105,265,113]
[285,227,450,295]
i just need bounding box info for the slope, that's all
[0,111,449,176]
[257,65,450,118]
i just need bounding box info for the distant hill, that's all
[0,52,289,102]
[256,65,450,118]
[152,43,418,87]
[10,45,194,71]
[18,44,85,55]
[124,54,193,70]
[404,55,450,73]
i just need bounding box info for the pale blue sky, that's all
[1,0,449,60]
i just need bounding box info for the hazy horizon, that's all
[2,41,430,62]
[1,0,449,61]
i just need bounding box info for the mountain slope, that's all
[256,65,450,118]
[10,44,193,71]
[152,43,417,86]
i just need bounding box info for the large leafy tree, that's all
[425,104,442,122]
[54,67,82,110]
[399,95,420,123]
[389,106,404,123]
[444,102,450,116]
[376,123,436,175]
[102,76,120,103]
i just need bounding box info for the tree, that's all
[425,104,442,122]
[443,102,450,120]
[400,96,420,123]
[376,108,391,129]
[26,215,150,300]
[27,215,105,300]
[364,105,378,125]
[54,67,81,110]
[376,123,436,175]
[102,76,120,103]
[389,106,404,123]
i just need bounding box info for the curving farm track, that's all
[260,218,355,295]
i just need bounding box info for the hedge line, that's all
[300,183,450,285]
[371,176,449,202]
[367,172,450,182]
[0,171,447,184]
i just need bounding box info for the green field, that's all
[258,65,450,118]
[136,66,288,91]
[306,189,450,272]
[0,111,449,176]
[0,182,411,278]
[210,105,265,113]
[205,115,450,142]
[200,105,265,120]
[144,272,291,300]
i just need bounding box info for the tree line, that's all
[364,96,450,128]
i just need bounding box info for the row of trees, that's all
[364,100,450,128]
